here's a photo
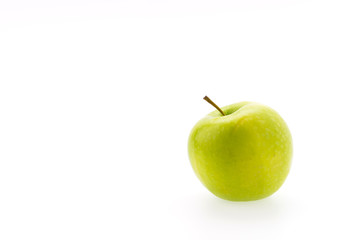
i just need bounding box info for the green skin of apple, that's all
[188,102,292,201]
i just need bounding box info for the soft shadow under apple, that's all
[196,194,292,223]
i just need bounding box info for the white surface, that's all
[1,0,360,239]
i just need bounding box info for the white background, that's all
[1,0,360,239]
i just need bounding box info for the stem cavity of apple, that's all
[203,96,225,116]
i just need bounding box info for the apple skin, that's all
[188,102,292,201]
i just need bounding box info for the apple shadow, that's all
[196,194,292,223]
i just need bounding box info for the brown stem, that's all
[203,96,225,116]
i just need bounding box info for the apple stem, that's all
[203,96,225,116]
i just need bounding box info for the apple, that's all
[188,96,292,201]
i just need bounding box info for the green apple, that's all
[188,97,292,201]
